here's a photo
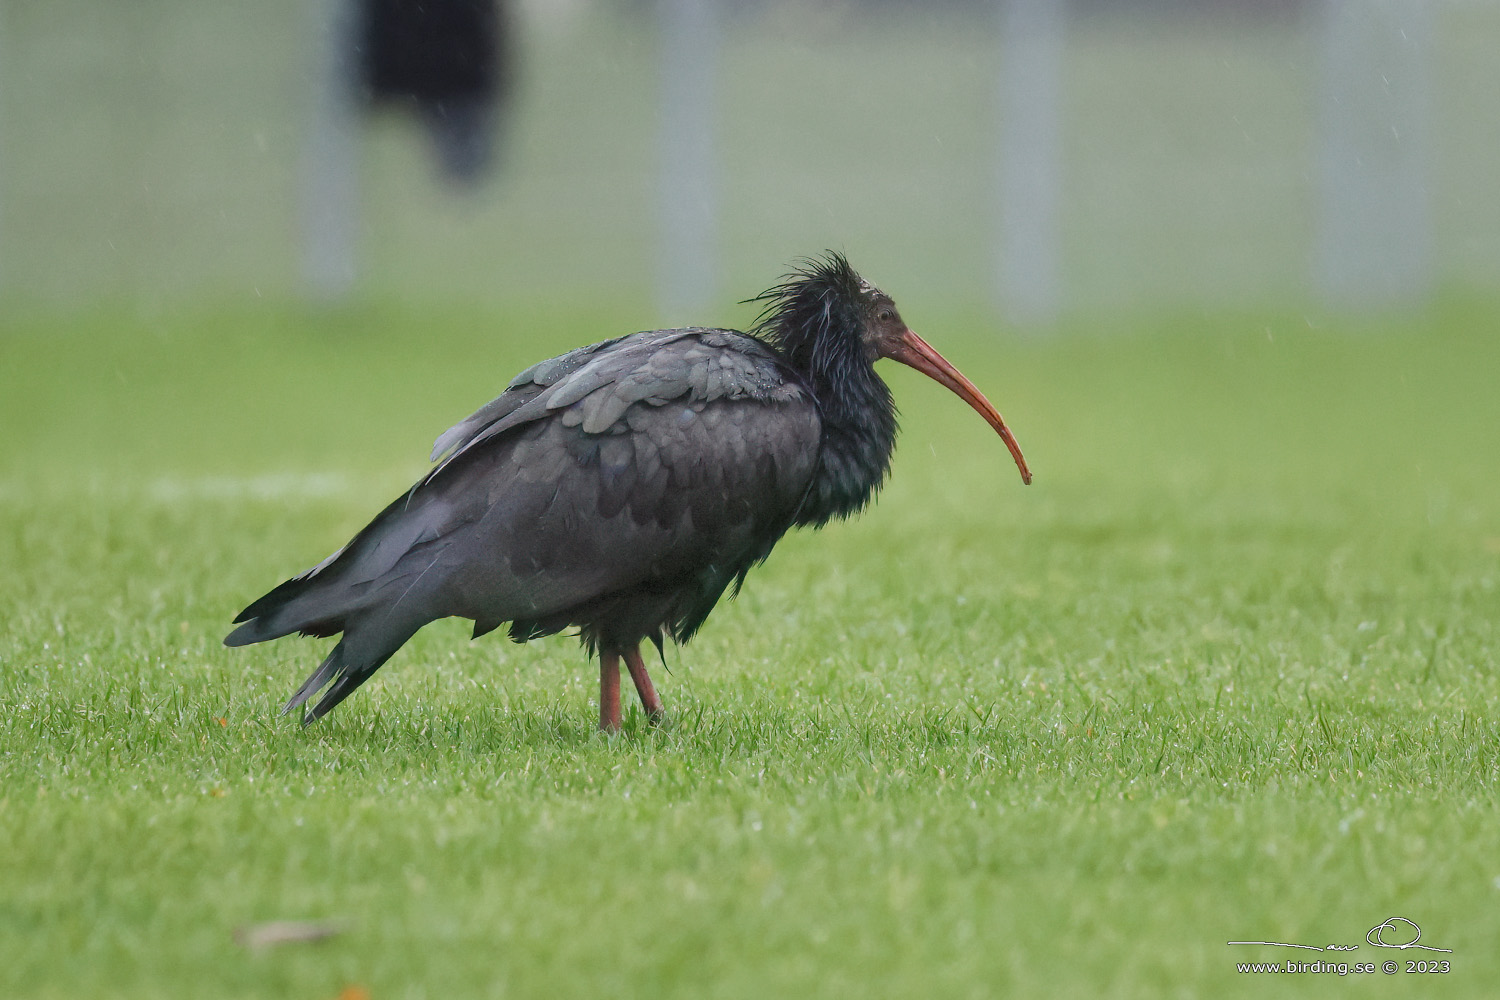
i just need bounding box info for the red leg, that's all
[599,650,621,732]
[623,644,665,723]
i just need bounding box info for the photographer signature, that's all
[1227,917,1452,953]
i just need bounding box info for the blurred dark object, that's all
[360,0,513,184]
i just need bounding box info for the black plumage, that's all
[225,253,1031,730]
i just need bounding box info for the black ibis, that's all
[225,253,1031,731]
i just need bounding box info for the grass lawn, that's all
[2,295,1497,998]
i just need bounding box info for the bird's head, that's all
[752,252,1032,485]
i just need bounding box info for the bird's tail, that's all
[224,543,424,724]
[223,556,355,648]
[279,615,421,725]
[225,485,429,648]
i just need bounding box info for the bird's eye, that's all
[877,309,894,323]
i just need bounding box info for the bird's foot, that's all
[599,651,622,733]
[623,645,666,724]
[599,645,668,732]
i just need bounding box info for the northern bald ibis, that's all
[226,253,1031,730]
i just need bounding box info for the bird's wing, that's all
[421,326,813,535]
[228,332,656,623]
[414,328,821,638]
[230,328,818,640]
[426,329,701,479]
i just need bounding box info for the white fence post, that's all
[997,0,1064,327]
[302,0,359,301]
[657,0,719,323]
[1315,0,1433,308]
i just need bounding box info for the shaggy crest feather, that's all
[747,253,901,526]
[749,251,872,388]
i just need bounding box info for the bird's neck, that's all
[795,360,899,528]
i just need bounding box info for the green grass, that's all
[3,296,1499,998]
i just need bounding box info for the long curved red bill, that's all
[881,329,1032,485]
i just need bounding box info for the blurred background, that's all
[3,0,1496,326]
